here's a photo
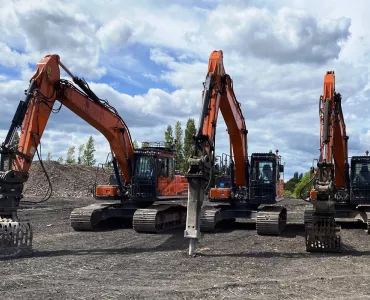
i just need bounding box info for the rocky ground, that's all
[2,163,370,299]
[2,197,370,300]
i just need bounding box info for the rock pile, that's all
[23,161,112,198]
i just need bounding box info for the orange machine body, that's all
[209,188,232,201]
[158,175,188,196]
[96,185,118,197]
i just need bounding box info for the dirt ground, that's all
[2,197,370,300]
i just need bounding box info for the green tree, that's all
[66,146,76,164]
[164,125,174,146]
[183,118,196,172]
[57,156,64,164]
[133,140,139,149]
[293,171,313,198]
[78,144,85,164]
[46,151,52,161]
[82,136,96,166]
[174,121,184,170]
[284,171,302,193]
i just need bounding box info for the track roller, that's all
[0,217,33,258]
[200,206,235,232]
[256,206,287,235]
[133,205,187,233]
[70,204,107,231]
[305,213,341,252]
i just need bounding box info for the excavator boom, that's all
[184,50,249,255]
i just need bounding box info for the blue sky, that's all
[1,0,370,181]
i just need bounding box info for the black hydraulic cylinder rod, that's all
[3,80,36,147]
[196,73,212,137]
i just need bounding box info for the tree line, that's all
[49,136,97,166]
[164,118,197,173]
[42,117,197,170]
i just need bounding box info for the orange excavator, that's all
[184,50,287,255]
[304,71,370,252]
[0,54,188,256]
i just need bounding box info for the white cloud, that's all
[1,0,370,181]
[97,18,133,53]
[187,6,351,64]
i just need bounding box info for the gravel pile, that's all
[23,161,112,198]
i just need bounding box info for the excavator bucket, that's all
[0,218,33,258]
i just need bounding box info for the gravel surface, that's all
[2,197,370,300]
[23,161,111,198]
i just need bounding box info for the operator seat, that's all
[261,164,272,182]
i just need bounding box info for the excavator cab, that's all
[350,156,370,204]
[249,152,283,205]
[130,141,177,201]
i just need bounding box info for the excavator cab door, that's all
[131,152,157,202]
[350,156,370,204]
[249,153,277,205]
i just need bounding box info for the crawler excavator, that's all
[0,54,188,256]
[304,71,370,252]
[184,50,287,255]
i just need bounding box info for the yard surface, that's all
[2,197,370,300]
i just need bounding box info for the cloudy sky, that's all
[0,0,369,180]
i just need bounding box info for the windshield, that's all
[252,161,274,183]
[352,162,370,184]
[135,155,154,178]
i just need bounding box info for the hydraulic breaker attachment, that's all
[184,156,211,256]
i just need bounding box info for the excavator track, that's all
[0,217,33,258]
[133,204,187,233]
[199,206,235,232]
[256,206,287,235]
[70,203,113,231]
[305,212,341,252]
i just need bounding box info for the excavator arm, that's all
[184,50,248,255]
[306,71,349,252]
[0,54,135,255]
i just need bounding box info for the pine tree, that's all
[78,144,85,164]
[133,140,139,149]
[66,146,76,164]
[83,136,96,166]
[174,121,184,171]
[164,125,174,147]
[57,156,64,164]
[183,118,196,172]
[46,151,52,161]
